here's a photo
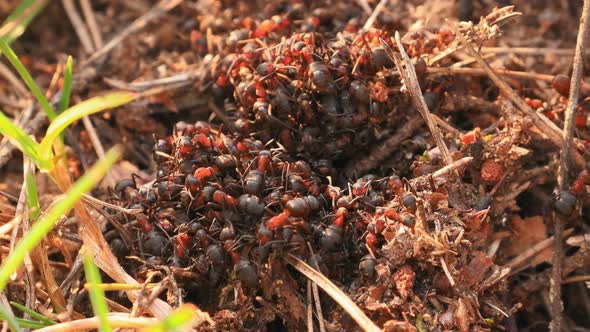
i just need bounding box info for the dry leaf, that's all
[504,215,551,266]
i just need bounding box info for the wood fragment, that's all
[439,257,456,287]
[411,157,474,187]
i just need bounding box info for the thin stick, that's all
[0,60,29,97]
[563,274,590,284]
[79,0,103,49]
[481,46,577,56]
[504,228,574,270]
[33,314,158,332]
[432,157,473,180]
[62,0,112,187]
[307,249,326,332]
[431,114,462,137]
[61,3,112,186]
[306,281,314,332]
[84,0,183,65]
[427,66,555,83]
[389,32,453,166]
[9,169,28,256]
[411,157,474,187]
[558,1,590,191]
[284,254,381,332]
[82,194,143,215]
[0,292,15,332]
[429,65,590,96]
[355,0,372,15]
[62,0,95,54]
[439,257,456,287]
[81,116,113,187]
[362,0,389,31]
[552,1,590,331]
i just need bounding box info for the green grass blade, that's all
[0,0,48,44]
[0,146,122,292]
[0,303,22,332]
[58,56,73,113]
[25,173,40,220]
[83,253,112,332]
[12,318,46,329]
[0,111,40,164]
[38,91,135,169]
[9,302,55,326]
[0,38,56,120]
[0,313,47,329]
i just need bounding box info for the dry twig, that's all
[552,1,590,330]
[84,0,183,65]
[480,46,577,56]
[362,0,389,31]
[284,254,381,332]
[79,0,103,50]
[0,61,29,97]
[504,228,574,271]
[62,0,95,54]
[411,157,474,187]
[307,246,326,332]
[34,314,158,332]
[355,0,372,15]
[428,66,553,83]
[62,2,113,186]
[558,2,590,192]
[388,32,453,166]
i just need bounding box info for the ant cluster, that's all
[108,2,525,330]
[115,121,411,287]
[197,4,456,174]
[111,120,505,330]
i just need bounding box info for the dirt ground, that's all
[1,0,590,331]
